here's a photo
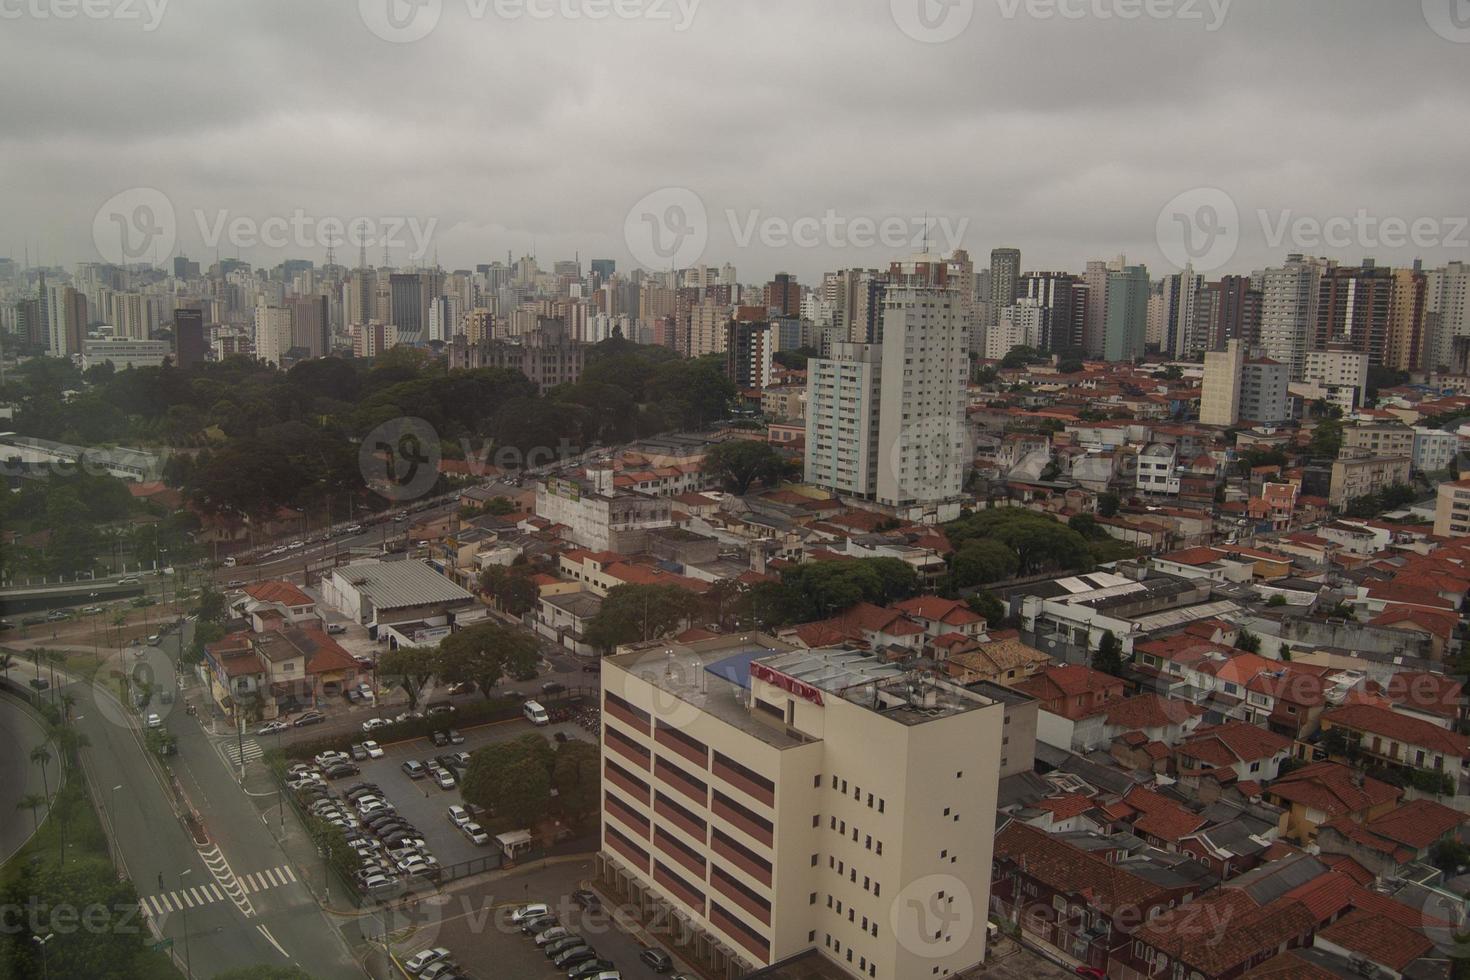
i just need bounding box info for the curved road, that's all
[0,695,53,865]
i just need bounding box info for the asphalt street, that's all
[0,694,53,865]
[68,627,365,980]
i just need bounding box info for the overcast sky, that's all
[4,0,1468,282]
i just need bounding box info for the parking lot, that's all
[305,714,598,882]
[391,859,698,980]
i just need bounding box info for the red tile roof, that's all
[994,822,1174,913]
[1134,801,1207,843]
[1322,703,1470,758]
[890,596,985,628]
[1268,761,1401,818]
[1103,694,1205,731]
[1316,910,1434,972]
[1177,721,1292,768]
[1362,798,1467,850]
[244,580,314,607]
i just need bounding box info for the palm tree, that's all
[30,744,53,800]
[59,692,75,724]
[17,793,47,833]
[0,650,12,683]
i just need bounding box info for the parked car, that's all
[460,822,488,845]
[511,903,550,925]
[433,768,457,790]
[567,961,616,980]
[405,947,451,974]
[418,962,459,980]
[446,805,470,827]
[520,914,558,935]
[326,623,348,635]
[362,717,392,733]
[257,721,288,736]
[446,728,464,745]
[542,681,567,695]
[534,926,573,947]
[349,744,369,761]
[553,946,599,969]
[293,711,326,728]
[362,740,384,758]
[571,889,601,911]
[639,948,673,973]
[401,760,428,779]
[430,730,450,747]
[146,713,162,729]
[545,935,585,958]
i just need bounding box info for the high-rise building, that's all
[428,294,463,343]
[984,299,1046,360]
[805,342,882,500]
[1314,260,1394,367]
[1240,355,1290,425]
[596,638,1003,980]
[1102,265,1149,362]
[689,300,729,358]
[1162,265,1204,358]
[46,283,87,357]
[1384,267,1427,372]
[252,304,293,366]
[1081,258,1113,358]
[1018,272,1077,351]
[725,319,775,390]
[288,295,330,358]
[1427,261,1470,371]
[15,298,43,349]
[173,307,206,367]
[1259,255,1323,380]
[1200,339,1245,426]
[875,285,969,521]
[987,247,1021,328]
[1303,347,1369,412]
[590,259,616,281]
[1196,276,1261,350]
[763,273,800,318]
[388,272,424,343]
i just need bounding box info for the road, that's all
[66,627,365,979]
[0,694,54,865]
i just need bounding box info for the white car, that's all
[447,805,470,828]
[362,740,384,759]
[362,717,392,733]
[534,926,572,947]
[146,713,161,729]
[460,821,489,846]
[511,903,550,924]
[257,721,288,736]
[315,751,350,767]
[405,947,451,974]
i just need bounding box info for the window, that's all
[810,893,817,905]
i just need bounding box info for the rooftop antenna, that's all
[359,240,368,271]
[922,212,930,255]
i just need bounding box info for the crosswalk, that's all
[140,865,296,919]
[221,737,263,766]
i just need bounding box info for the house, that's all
[940,637,1051,686]
[1265,761,1402,843]
[779,602,927,655]
[534,591,604,658]
[1174,722,1293,792]
[1320,703,1470,775]
[991,822,1202,976]
[1013,664,1127,751]
[888,595,988,640]
[230,580,318,630]
[1317,798,1468,876]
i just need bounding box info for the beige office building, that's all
[1199,340,1244,425]
[596,636,1003,980]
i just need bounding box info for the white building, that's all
[875,285,970,522]
[983,299,1045,360]
[804,343,883,499]
[1259,256,1323,380]
[253,304,293,366]
[1136,443,1180,496]
[597,637,1002,980]
[1413,427,1459,474]
[534,470,673,552]
[1428,261,1470,371]
[81,338,171,371]
[1303,348,1369,411]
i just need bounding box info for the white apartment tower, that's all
[876,286,970,521]
[804,343,883,499]
[597,638,1003,980]
[1259,255,1323,380]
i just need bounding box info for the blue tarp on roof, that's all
[705,648,774,690]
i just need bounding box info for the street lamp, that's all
[110,784,122,831]
[32,933,53,980]
[178,869,193,979]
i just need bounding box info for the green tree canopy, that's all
[702,439,786,495]
[376,645,437,710]
[435,622,540,699]
[584,584,703,652]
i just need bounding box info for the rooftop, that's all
[334,559,476,611]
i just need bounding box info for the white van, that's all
[222,556,237,567]
[523,700,550,726]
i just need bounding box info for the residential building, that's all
[1302,347,1369,411]
[1199,340,1244,425]
[1427,261,1470,370]
[173,307,206,367]
[1239,356,1290,425]
[1327,454,1411,507]
[984,299,1046,360]
[253,304,293,366]
[1019,271,1078,351]
[1102,265,1149,362]
[875,284,970,521]
[535,470,673,552]
[1412,427,1458,473]
[596,637,1004,980]
[1341,421,1414,459]
[1320,703,1470,775]
[1259,254,1323,380]
[804,342,883,500]
[1433,477,1470,536]
[726,319,774,390]
[1314,260,1394,367]
[764,273,800,318]
[988,247,1021,328]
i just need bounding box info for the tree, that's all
[462,734,555,825]
[1307,418,1343,459]
[952,539,1020,588]
[376,646,437,710]
[30,744,52,801]
[1097,492,1120,518]
[772,347,817,371]
[584,584,701,652]
[435,622,541,699]
[552,740,600,824]
[16,793,47,834]
[1267,594,1287,607]
[1236,629,1261,653]
[479,565,538,617]
[1001,345,1042,369]
[193,584,227,623]
[966,591,1007,628]
[1092,630,1124,677]
[702,439,785,495]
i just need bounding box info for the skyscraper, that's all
[1018,271,1077,352]
[173,307,205,367]
[1081,258,1113,358]
[1102,265,1149,362]
[1200,340,1244,425]
[1259,254,1323,380]
[725,318,775,390]
[805,342,883,499]
[987,247,1021,328]
[1314,260,1394,368]
[1385,267,1427,371]
[1427,261,1470,371]
[763,273,800,318]
[46,283,87,357]
[389,272,424,342]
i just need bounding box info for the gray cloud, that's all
[3,0,1468,281]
